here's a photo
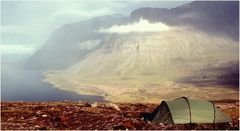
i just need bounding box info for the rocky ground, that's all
[1,100,239,130]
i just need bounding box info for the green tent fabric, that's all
[143,97,231,124]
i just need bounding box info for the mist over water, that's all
[1,54,105,102]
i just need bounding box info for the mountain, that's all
[64,29,238,77]
[129,1,239,41]
[25,14,128,69]
[26,1,238,70]
[44,27,238,102]
[32,1,238,102]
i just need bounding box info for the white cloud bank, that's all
[99,18,171,33]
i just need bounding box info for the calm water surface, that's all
[1,56,105,102]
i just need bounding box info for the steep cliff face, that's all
[25,14,128,69]
[129,1,239,41]
[66,27,238,78]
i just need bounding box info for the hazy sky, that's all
[1,0,191,54]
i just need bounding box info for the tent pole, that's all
[211,101,216,129]
[181,97,192,123]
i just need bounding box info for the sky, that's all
[1,0,191,55]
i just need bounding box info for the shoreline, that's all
[43,73,239,103]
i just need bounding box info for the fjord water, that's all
[1,54,105,102]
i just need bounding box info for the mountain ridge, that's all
[25,14,128,69]
[129,1,239,41]
[26,1,239,70]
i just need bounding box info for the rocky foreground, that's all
[1,100,239,130]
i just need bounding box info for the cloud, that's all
[99,18,171,33]
[1,24,51,34]
[50,7,112,24]
[1,24,54,49]
[0,44,35,54]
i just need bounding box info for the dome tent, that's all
[143,97,231,124]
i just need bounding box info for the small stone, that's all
[159,123,165,127]
[125,113,133,118]
[32,116,37,120]
[107,103,121,111]
[36,110,42,115]
[7,118,14,121]
[42,114,48,117]
[91,102,98,108]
